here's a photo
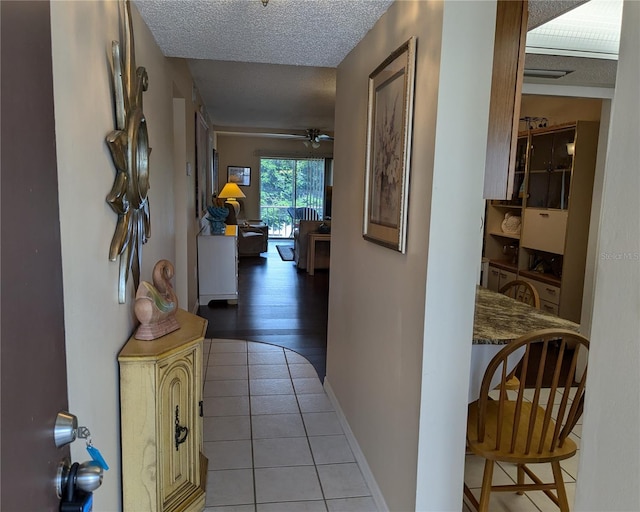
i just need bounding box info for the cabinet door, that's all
[498,269,517,290]
[521,209,568,254]
[483,0,528,199]
[527,128,575,209]
[487,266,501,291]
[158,348,200,510]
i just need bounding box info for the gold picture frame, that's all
[363,37,416,253]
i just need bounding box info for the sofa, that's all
[294,220,330,271]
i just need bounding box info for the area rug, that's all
[276,245,294,261]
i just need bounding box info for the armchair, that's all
[294,220,330,270]
[238,222,268,257]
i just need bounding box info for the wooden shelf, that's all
[489,230,520,240]
[488,259,518,273]
[519,269,561,287]
[491,203,522,209]
[529,168,571,174]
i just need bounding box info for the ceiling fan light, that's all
[303,140,310,148]
[312,141,320,149]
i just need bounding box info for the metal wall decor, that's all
[106,0,151,303]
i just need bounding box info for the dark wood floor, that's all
[197,240,329,379]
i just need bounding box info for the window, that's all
[260,158,326,238]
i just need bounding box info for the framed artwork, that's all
[227,166,251,186]
[195,112,209,218]
[211,147,219,198]
[363,36,416,253]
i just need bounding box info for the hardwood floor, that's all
[197,240,329,379]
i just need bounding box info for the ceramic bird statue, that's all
[134,260,179,340]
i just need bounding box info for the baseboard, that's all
[323,378,389,512]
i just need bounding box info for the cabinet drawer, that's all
[521,209,568,254]
[540,299,559,316]
[520,276,561,305]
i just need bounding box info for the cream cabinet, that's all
[519,274,561,315]
[197,224,238,305]
[521,209,568,255]
[119,309,207,512]
[487,264,516,293]
[483,121,599,322]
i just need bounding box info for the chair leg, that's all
[478,460,495,512]
[551,461,570,512]
[517,464,525,495]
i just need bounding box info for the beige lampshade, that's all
[218,182,246,200]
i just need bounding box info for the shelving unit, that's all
[483,121,599,322]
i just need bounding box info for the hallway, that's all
[198,241,329,379]
[202,337,377,511]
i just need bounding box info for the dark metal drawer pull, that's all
[175,405,189,450]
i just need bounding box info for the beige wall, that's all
[520,94,603,127]
[50,2,203,509]
[215,134,333,219]
[326,1,495,510]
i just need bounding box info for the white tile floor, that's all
[202,338,378,512]
[202,339,582,512]
[463,388,582,512]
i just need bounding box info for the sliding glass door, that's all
[260,158,325,238]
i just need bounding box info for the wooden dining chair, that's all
[499,280,541,390]
[499,279,541,308]
[464,328,589,512]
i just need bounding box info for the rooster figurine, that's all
[134,260,180,340]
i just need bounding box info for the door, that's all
[259,158,325,237]
[1,2,70,510]
[158,349,200,508]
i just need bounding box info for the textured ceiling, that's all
[136,0,394,67]
[135,0,616,133]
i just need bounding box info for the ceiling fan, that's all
[284,129,334,148]
[302,128,333,149]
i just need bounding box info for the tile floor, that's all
[463,387,582,512]
[202,338,378,512]
[202,338,582,512]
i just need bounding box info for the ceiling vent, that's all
[523,68,574,79]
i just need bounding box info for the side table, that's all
[307,233,331,275]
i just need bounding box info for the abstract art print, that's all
[363,37,416,253]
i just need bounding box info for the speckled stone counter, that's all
[473,286,579,345]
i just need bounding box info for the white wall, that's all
[326,1,495,510]
[415,2,495,509]
[574,1,640,510]
[50,2,196,509]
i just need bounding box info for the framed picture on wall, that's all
[363,36,416,253]
[211,148,219,198]
[227,166,251,186]
[195,112,209,218]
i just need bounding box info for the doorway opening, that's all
[259,157,330,238]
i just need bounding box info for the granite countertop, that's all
[473,286,579,345]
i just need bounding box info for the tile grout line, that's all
[245,340,259,512]
[286,348,330,510]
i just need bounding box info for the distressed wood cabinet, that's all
[119,309,207,512]
[484,0,528,200]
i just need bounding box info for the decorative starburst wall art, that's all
[105,0,151,303]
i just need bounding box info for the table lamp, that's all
[218,182,246,218]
